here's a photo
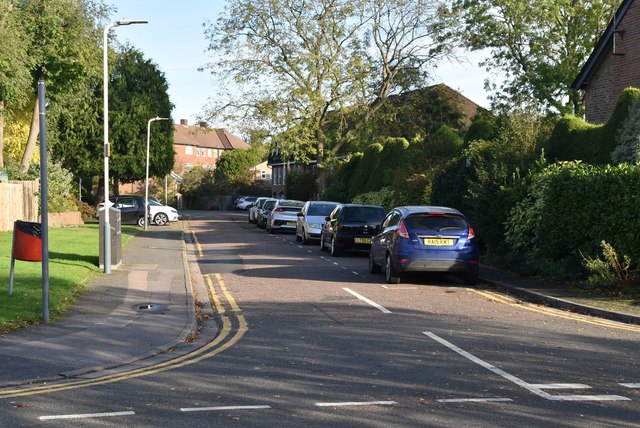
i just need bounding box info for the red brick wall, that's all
[585,2,640,123]
[173,145,222,174]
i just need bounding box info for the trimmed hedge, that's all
[547,88,640,164]
[506,162,640,274]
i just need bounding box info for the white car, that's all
[236,196,258,210]
[266,199,304,233]
[147,198,179,226]
[296,201,339,244]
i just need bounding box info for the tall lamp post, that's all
[145,117,170,231]
[103,19,148,273]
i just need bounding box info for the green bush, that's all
[582,241,638,293]
[506,162,640,276]
[351,187,395,211]
[547,87,640,164]
[464,118,498,144]
[612,95,640,164]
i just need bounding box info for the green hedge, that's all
[547,88,640,164]
[506,162,640,274]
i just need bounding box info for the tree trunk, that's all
[315,139,326,198]
[0,100,4,169]
[20,96,39,173]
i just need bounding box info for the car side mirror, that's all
[325,216,331,222]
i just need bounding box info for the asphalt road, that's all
[4,211,640,427]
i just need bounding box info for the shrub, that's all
[582,241,637,292]
[506,162,640,275]
[351,187,395,211]
[612,95,640,164]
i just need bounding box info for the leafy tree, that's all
[204,0,457,194]
[109,46,174,188]
[19,0,110,172]
[180,165,216,204]
[0,0,32,168]
[214,146,262,186]
[452,0,613,115]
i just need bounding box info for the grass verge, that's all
[0,224,137,333]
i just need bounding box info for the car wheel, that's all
[462,270,479,286]
[385,253,401,284]
[369,251,382,274]
[295,229,302,242]
[154,212,168,226]
[320,233,328,251]
[330,237,341,257]
[137,216,146,228]
[301,228,309,245]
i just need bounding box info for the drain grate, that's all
[136,303,167,313]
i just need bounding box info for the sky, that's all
[106,0,494,129]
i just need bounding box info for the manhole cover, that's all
[135,303,167,313]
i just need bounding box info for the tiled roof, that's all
[173,122,250,150]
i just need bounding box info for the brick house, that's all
[173,119,250,174]
[573,0,640,124]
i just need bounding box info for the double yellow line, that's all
[0,274,246,399]
[469,288,640,332]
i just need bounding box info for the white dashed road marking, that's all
[181,405,272,412]
[39,411,135,421]
[436,398,513,403]
[620,383,640,388]
[315,401,397,407]
[343,288,392,313]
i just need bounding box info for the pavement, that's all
[0,220,639,388]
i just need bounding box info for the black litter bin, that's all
[12,220,42,262]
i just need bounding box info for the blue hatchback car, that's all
[369,206,479,285]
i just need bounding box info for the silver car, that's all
[266,199,304,233]
[248,197,268,223]
[296,201,339,244]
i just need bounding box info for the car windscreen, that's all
[405,214,467,232]
[308,203,338,216]
[263,201,276,210]
[342,207,385,223]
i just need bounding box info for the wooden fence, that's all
[0,180,39,232]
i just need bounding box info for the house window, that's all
[196,148,200,157]
[208,149,213,157]
[261,170,266,179]
[185,146,193,155]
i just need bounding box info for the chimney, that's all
[198,121,208,128]
[180,119,188,126]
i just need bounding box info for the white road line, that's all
[181,405,272,412]
[315,401,397,407]
[436,398,513,403]
[333,262,339,265]
[620,383,640,388]
[343,288,392,313]
[423,331,630,402]
[307,250,312,253]
[352,271,359,275]
[382,285,417,290]
[529,383,591,390]
[38,411,135,421]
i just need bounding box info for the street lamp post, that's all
[145,117,170,231]
[103,19,148,273]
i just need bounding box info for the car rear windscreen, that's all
[343,207,385,223]
[308,203,337,216]
[406,214,467,232]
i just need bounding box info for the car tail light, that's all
[468,227,475,239]
[397,220,409,239]
[274,208,284,212]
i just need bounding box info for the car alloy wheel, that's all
[137,216,146,228]
[320,233,327,251]
[385,253,401,284]
[154,213,168,226]
[301,228,309,245]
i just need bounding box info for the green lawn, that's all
[0,224,137,332]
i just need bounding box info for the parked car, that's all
[248,197,268,223]
[296,201,339,244]
[147,197,179,226]
[236,196,258,210]
[266,199,304,233]
[369,206,479,285]
[320,204,386,256]
[257,198,278,229]
[97,195,148,227]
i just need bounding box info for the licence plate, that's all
[354,237,371,244]
[286,222,296,227]
[424,238,455,246]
